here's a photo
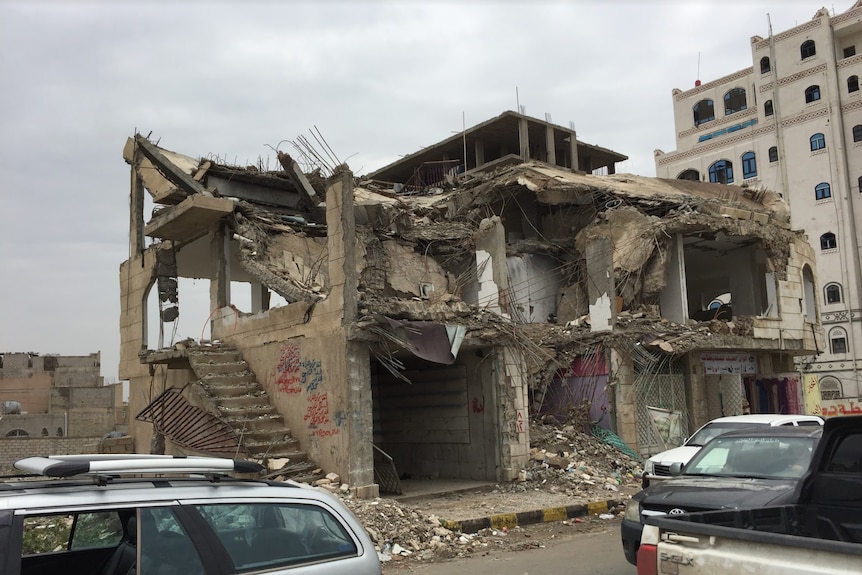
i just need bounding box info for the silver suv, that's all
[0,454,381,575]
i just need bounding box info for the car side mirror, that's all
[669,462,683,476]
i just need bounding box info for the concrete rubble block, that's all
[325,471,341,483]
[266,457,290,472]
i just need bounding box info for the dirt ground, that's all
[339,418,643,565]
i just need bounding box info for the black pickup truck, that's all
[637,415,862,575]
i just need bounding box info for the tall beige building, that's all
[655,3,862,409]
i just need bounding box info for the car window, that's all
[22,511,123,555]
[687,422,759,446]
[140,507,205,575]
[797,421,821,426]
[687,436,816,478]
[194,502,358,571]
[826,432,862,473]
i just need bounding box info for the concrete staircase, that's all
[187,346,323,483]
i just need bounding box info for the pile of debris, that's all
[331,417,642,563]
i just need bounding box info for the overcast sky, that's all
[0,0,839,382]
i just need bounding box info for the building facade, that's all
[655,3,862,414]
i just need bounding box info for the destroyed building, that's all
[119,112,824,496]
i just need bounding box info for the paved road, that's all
[383,521,635,575]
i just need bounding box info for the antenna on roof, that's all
[767,13,773,37]
[695,51,701,87]
[516,86,520,114]
[545,112,552,123]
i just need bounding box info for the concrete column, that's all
[474,139,485,168]
[585,237,616,332]
[518,117,530,160]
[569,132,579,171]
[250,281,269,313]
[660,234,688,323]
[545,126,556,165]
[209,223,230,313]
[130,167,145,257]
[346,341,377,496]
[340,168,358,324]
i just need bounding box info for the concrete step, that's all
[189,350,242,364]
[201,380,265,398]
[245,445,308,461]
[199,373,257,387]
[222,414,287,433]
[240,427,294,442]
[193,361,251,376]
[242,435,301,454]
[213,394,272,410]
[216,403,277,418]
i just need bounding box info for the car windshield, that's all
[685,435,817,479]
[686,422,762,447]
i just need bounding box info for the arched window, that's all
[678,169,700,181]
[820,232,837,250]
[724,88,747,115]
[41,427,49,437]
[853,125,862,143]
[801,40,816,59]
[825,283,842,303]
[829,327,848,354]
[760,56,771,73]
[708,160,734,184]
[764,100,774,116]
[810,133,826,151]
[56,427,64,437]
[819,376,843,400]
[849,75,860,93]
[6,429,28,437]
[693,99,715,126]
[805,85,821,103]
[768,146,779,163]
[858,175,862,193]
[802,265,817,321]
[742,152,757,179]
[815,182,832,200]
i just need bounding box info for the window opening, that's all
[815,182,831,200]
[678,169,699,181]
[849,75,859,93]
[768,146,778,163]
[825,283,842,304]
[764,100,774,116]
[742,152,757,179]
[693,99,715,126]
[810,133,826,151]
[801,40,816,59]
[844,46,856,58]
[820,232,837,250]
[805,85,821,103]
[829,328,848,354]
[708,160,734,184]
[724,88,747,115]
[760,56,771,73]
[853,125,862,143]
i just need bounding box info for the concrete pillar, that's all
[474,139,485,168]
[250,281,269,313]
[130,168,145,257]
[660,234,688,323]
[346,341,377,496]
[545,126,556,165]
[585,237,616,332]
[209,223,231,313]
[518,117,530,160]
[569,133,579,171]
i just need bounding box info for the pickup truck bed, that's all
[638,415,862,575]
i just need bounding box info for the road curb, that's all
[439,498,624,533]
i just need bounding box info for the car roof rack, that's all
[14,454,263,483]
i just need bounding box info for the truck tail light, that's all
[636,543,658,575]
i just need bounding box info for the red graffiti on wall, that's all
[311,428,341,437]
[304,392,330,427]
[276,343,302,394]
[471,397,484,413]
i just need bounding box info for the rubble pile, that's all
[333,417,641,563]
